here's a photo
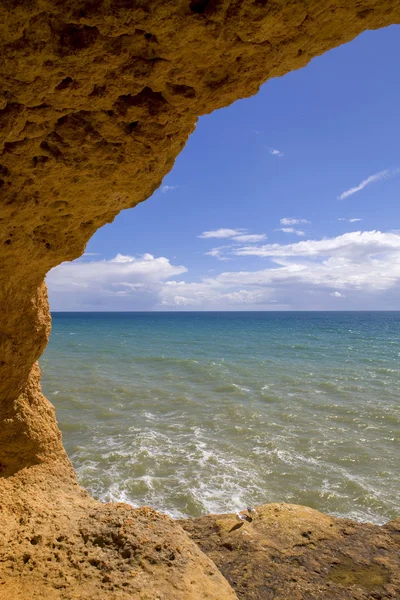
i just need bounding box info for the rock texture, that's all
[1,1,400,598]
[0,471,237,599]
[2,498,399,600]
[181,503,400,599]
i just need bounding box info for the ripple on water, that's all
[41,312,400,524]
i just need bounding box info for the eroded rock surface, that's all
[0,473,237,599]
[1,1,400,599]
[181,503,400,599]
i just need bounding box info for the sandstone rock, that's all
[0,472,237,599]
[181,503,400,599]
[1,2,400,599]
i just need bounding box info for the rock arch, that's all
[0,2,399,598]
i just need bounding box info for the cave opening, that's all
[41,26,400,524]
[1,3,400,598]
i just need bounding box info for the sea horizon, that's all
[50,309,400,313]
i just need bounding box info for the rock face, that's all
[0,472,238,599]
[1,1,400,598]
[181,504,400,599]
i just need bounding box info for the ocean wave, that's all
[43,312,400,524]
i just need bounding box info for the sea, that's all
[40,312,400,525]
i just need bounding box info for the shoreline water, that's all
[42,311,400,525]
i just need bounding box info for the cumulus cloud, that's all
[48,231,400,311]
[211,230,400,295]
[47,253,187,310]
[159,231,400,308]
[269,148,284,157]
[280,217,310,226]
[49,253,186,285]
[338,168,400,200]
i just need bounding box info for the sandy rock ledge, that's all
[0,468,237,600]
[181,503,400,600]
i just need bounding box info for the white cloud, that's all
[199,228,246,239]
[47,232,400,311]
[205,247,223,258]
[338,168,399,200]
[232,233,267,243]
[280,218,310,226]
[233,230,400,258]
[47,253,187,309]
[278,227,305,237]
[160,184,178,193]
[158,280,274,308]
[204,247,231,260]
[159,231,400,308]
[269,148,284,158]
[199,229,266,243]
[338,218,362,222]
[215,231,400,292]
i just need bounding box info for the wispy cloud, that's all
[338,168,399,200]
[199,228,246,239]
[199,228,266,243]
[338,218,362,223]
[277,227,305,237]
[231,234,267,243]
[280,217,310,226]
[161,184,178,194]
[204,247,231,260]
[330,291,345,298]
[205,248,223,258]
[233,230,400,258]
[269,148,284,158]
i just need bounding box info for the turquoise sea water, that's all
[41,312,400,524]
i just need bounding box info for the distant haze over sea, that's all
[42,312,400,524]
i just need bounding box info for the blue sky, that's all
[48,25,400,311]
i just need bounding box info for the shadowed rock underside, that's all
[1,1,400,598]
